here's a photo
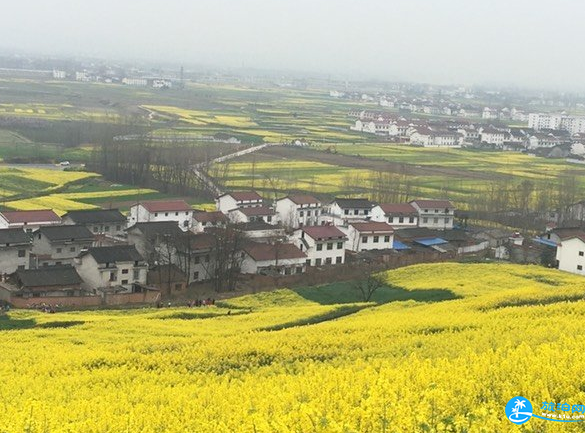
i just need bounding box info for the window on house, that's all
[344,209,349,215]
[409,217,415,223]
[296,266,303,274]
[267,216,272,222]
[17,249,25,257]
[154,213,158,217]
[193,271,199,280]
[93,226,99,233]
[307,211,311,216]
[434,209,439,213]
[327,243,333,250]
[579,251,584,257]
[284,267,291,275]
[398,217,404,223]
[70,247,76,252]
[305,259,311,266]
[325,257,332,265]
[175,212,179,216]
[116,225,121,231]
[133,270,140,280]
[55,261,62,266]
[122,269,129,274]
[165,212,169,216]
[56,247,62,253]
[364,210,369,215]
[316,243,323,251]
[354,210,359,215]
[423,217,428,223]
[194,256,201,264]
[336,256,342,264]
[373,236,379,243]
[578,265,583,271]
[17,265,25,270]
[384,236,390,243]
[121,279,129,285]
[337,242,343,249]
[362,236,368,243]
[204,255,210,262]
[109,272,116,282]
[104,226,110,232]
[444,218,450,224]
[315,258,322,266]
[299,211,304,217]
[434,218,439,223]
[183,220,189,227]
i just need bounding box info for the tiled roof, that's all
[85,245,144,264]
[332,197,375,208]
[378,203,417,215]
[38,225,94,242]
[350,222,394,233]
[243,242,306,261]
[410,199,455,209]
[301,225,346,240]
[234,206,275,217]
[0,228,31,245]
[15,266,82,288]
[285,194,321,205]
[221,191,263,201]
[63,209,126,224]
[139,200,192,212]
[0,210,60,224]
[193,211,228,223]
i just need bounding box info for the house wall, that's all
[240,254,306,274]
[0,246,30,274]
[32,233,93,267]
[557,238,585,275]
[62,217,126,237]
[370,207,417,226]
[275,198,322,229]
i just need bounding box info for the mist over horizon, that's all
[2,0,585,91]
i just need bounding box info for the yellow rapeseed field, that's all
[2,263,585,432]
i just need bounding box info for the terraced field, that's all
[2,263,585,432]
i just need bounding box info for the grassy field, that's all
[2,263,585,431]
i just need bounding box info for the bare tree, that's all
[352,264,386,302]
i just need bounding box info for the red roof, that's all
[235,206,275,216]
[350,222,394,234]
[286,194,321,205]
[139,200,192,212]
[553,228,585,241]
[0,210,61,224]
[188,232,216,250]
[378,203,417,215]
[301,225,346,240]
[193,211,228,223]
[410,199,454,209]
[223,191,263,202]
[243,242,306,261]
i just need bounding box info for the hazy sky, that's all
[2,0,585,89]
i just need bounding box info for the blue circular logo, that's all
[506,396,533,424]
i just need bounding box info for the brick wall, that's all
[9,290,160,309]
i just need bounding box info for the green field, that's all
[2,263,585,431]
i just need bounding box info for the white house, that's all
[326,198,375,226]
[410,199,455,229]
[275,195,323,229]
[556,233,585,276]
[293,225,347,266]
[0,210,61,233]
[239,221,286,243]
[479,126,506,146]
[371,203,418,227]
[216,191,263,213]
[345,222,394,252]
[31,225,95,268]
[228,206,276,225]
[128,200,193,229]
[75,245,148,293]
[0,229,31,274]
[351,119,376,134]
[192,211,228,233]
[62,209,127,237]
[240,242,306,275]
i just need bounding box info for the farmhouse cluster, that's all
[349,109,585,156]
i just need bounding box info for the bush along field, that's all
[2,263,585,432]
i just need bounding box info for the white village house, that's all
[371,203,418,227]
[555,232,585,276]
[0,210,61,233]
[216,191,263,213]
[325,198,375,226]
[240,242,306,275]
[275,195,323,229]
[293,225,347,266]
[345,222,394,252]
[75,245,148,293]
[31,225,95,268]
[62,209,127,237]
[228,206,276,225]
[128,200,194,230]
[410,199,455,229]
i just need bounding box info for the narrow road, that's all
[192,142,281,196]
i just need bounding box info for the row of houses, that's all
[349,110,585,152]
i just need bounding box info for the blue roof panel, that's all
[414,237,448,247]
[393,240,410,250]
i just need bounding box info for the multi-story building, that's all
[345,222,394,252]
[0,209,61,233]
[275,195,323,229]
[62,209,127,237]
[128,200,193,230]
[31,225,95,267]
[371,203,418,227]
[216,191,264,213]
[410,199,455,229]
[325,198,375,226]
[293,226,347,266]
[0,229,32,274]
